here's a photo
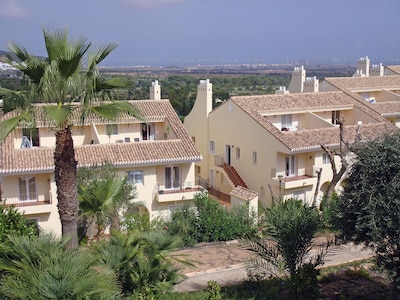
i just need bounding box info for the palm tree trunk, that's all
[54,127,79,248]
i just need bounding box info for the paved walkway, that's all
[173,243,374,293]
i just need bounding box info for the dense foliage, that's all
[0,204,39,243]
[166,192,258,246]
[333,131,400,292]
[92,230,187,299]
[0,234,121,299]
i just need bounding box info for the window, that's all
[332,111,341,125]
[106,124,118,135]
[21,128,39,147]
[252,151,257,165]
[127,170,143,184]
[322,153,330,164]
[141,123,154,140]
[165,166,180,189]
[18,177,36,201]
[236,147,241,160]
[285,155,295,177]
[209,140,216,154]
[281,114,292,130]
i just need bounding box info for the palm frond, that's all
[87,43,119,75]
[43,27,91,78]
[90,101,141,120]
[0,111,32,142]
[6,43,46,85]
[42,104,74,128]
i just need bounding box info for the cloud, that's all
[0,0,30,18]
[120,0,185,10]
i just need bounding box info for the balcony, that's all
[274,174,315,190]
[4,194,53,215]
[155,182,204,203]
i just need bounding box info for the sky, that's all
[0,0,399,66]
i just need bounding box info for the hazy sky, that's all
[0,0,398,66]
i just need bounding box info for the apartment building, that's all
[0,81,202,234]
[320,75,400,127]
[184,80,396,207]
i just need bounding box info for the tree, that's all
[334,131,400,297]
[0,234,121,299]
[0,27,139,248]
[78,163,136,238]
[321,119,361,202]
[243,199,331,299]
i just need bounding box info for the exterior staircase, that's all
[221,163,248,188]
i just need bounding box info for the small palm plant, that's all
[0,234,121,299]
[92,229,191,298]
[242,198,332,298]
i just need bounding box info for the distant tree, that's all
[333,131,400,297]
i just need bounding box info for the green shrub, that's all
[167,192,257,246]
[0,204,39,243]
[166,203,198,246]
[206,280,221,300]
[319,192,339,230]
[289,263,320,300]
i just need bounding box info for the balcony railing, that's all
[274,174,315,189]
[155,182,204,202]
[3,191,52,207]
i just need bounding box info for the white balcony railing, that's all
[155,182,203,202]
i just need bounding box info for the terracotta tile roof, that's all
[322,75,400,91]
[386,65,400,75]
[321,76,400,116]
[230,92,397,153]
[371,101,400,116]
[0,100,202,174]
[230,186,258,201]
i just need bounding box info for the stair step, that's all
[222,164,247,188]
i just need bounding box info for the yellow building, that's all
[0,81,202,235]
[185,79,396,207]
[320,75,400,127]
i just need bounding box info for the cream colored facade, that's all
[0,82,202,234]
[287,56,400,128]
[320,75,400,127]
[185,80,396,207]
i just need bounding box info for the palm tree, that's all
[78,172,135,238]
[0,27,139,248]
[92,230,190,298]
[0,234,121,299]
[243,199,329,277]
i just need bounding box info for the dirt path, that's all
[172,240,255,275]
[171,234,336,275]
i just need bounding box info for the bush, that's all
[166,192,257,246]
[319,192,339,230]
[0,204,39,243]
[122,212,165,232]
[206,280,221,300]
[289,263,320,300]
